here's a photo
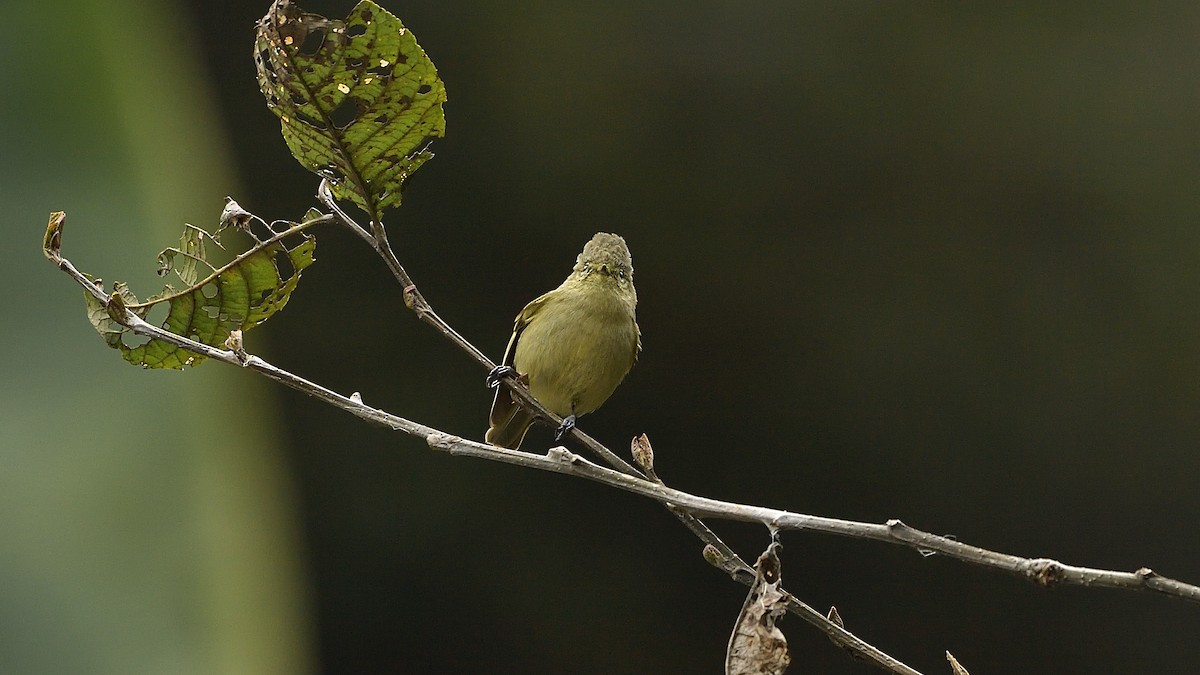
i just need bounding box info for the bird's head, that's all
[574,232,634,285]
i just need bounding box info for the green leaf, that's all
[156,224,217,286]
[83,216,318,369]
[254,0,446,219]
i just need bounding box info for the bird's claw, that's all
[487,365,517,389]
[554,414,577,441]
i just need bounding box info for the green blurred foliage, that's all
[1,1,312,673]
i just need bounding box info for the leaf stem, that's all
[128,213,334,309]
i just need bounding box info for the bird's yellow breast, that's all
[512,279,638,417]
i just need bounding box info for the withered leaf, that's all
[726,543,791,675]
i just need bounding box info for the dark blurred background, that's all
[8,0,1200,673]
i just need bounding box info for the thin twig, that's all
[304,194,1200,657]
[317,181,374,244]
[50,234,922,674]
[314,187,774,612]
[317,181,491,365]
[52,248,1200,670]
[61,252,1200,615]
[51,210,1200,671]
[306,192,914,667]
[438,439,1200,603]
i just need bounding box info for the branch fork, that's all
[45,197,1200,674]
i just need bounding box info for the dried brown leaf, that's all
[726,543,790,675]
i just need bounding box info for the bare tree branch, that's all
[48,221,923,674]
[49,205,1200,673]
[308,189,930,671]
[307,195,1200,602]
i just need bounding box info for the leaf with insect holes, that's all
[55,208,320,369]
[254,0,446,218]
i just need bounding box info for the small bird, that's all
[486,232,641,449]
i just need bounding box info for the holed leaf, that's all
[81,213,318,369]
[726,543,791,675]
[255,0,446,218]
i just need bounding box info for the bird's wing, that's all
[632,318,642,366]
[487,293,552,447]
[501,292,552,366]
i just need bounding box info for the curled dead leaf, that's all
[725,543,790,675]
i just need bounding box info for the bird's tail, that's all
[486,386,535,449]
